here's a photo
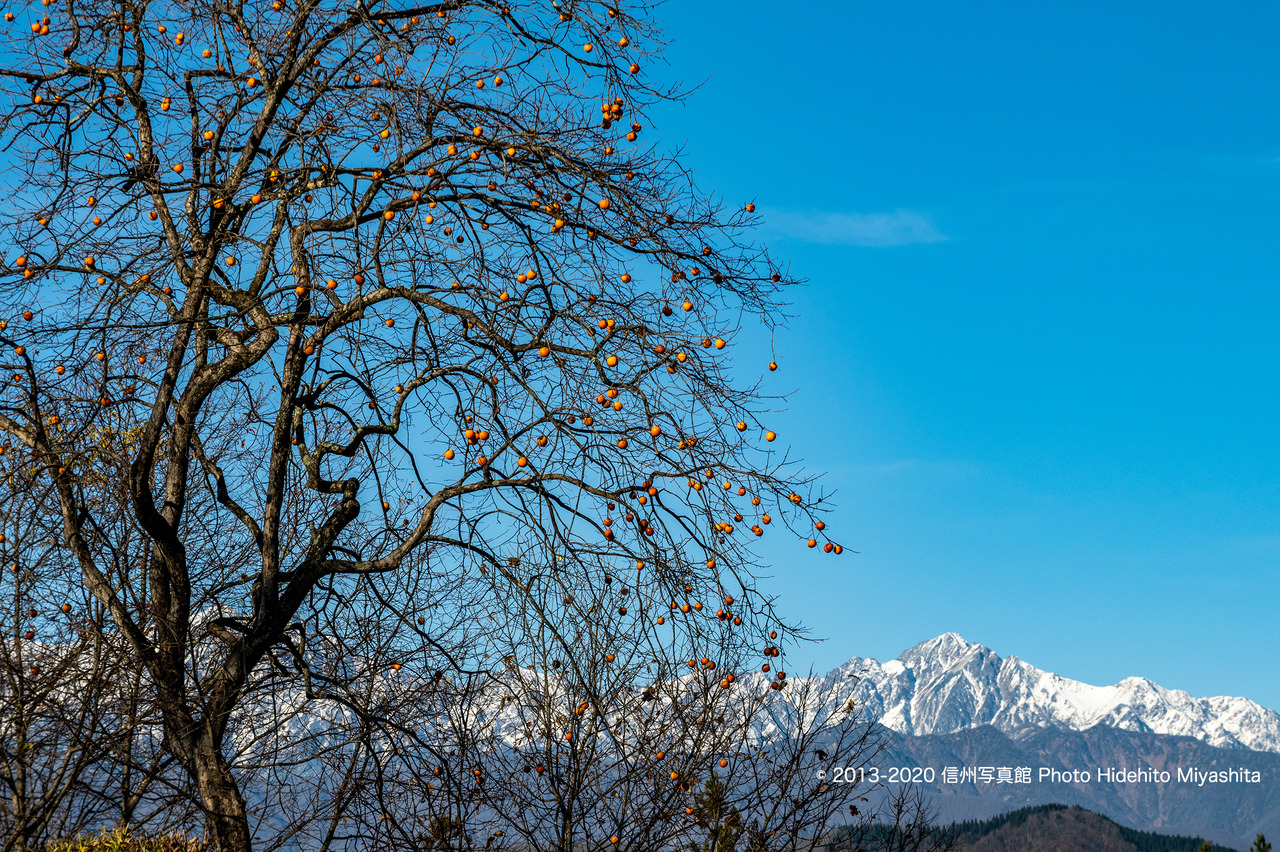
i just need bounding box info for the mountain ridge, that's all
[823,633,1280,754]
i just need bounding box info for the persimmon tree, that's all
[0,0,859,850]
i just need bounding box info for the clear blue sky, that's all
[650,1,1280,710]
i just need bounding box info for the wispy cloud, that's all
[765,209,947,247]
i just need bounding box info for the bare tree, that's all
[826,785,958,852]
[0,487,142,851]
[0,417,196,850]
[302,559,894,852]
[0,0,862,850]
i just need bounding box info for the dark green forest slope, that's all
[950,804,1241,852]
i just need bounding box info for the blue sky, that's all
[651,1,1280,709]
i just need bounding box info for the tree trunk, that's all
[193,739,252,852]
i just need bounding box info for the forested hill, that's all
[950,804,1243,852]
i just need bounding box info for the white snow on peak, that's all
[822,634,1280,754]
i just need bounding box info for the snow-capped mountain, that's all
[825,632,1280,754]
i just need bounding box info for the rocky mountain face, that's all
[828,633,1280,754]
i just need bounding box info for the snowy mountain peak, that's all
[899,632,983,667]
[899,631,974,658]
[831,634,1280,754]
[894,633,999,688]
